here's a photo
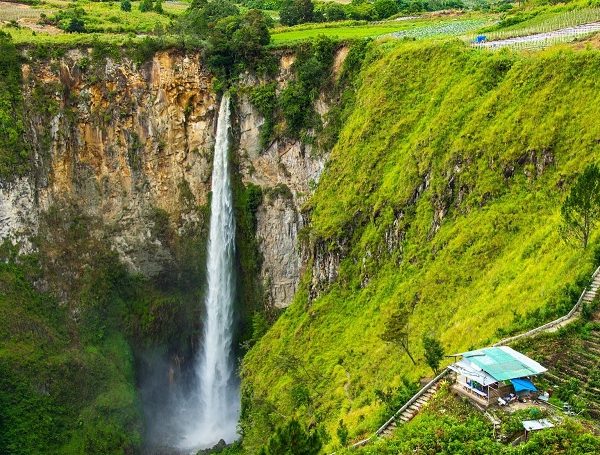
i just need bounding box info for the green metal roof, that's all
[460,346,546,382]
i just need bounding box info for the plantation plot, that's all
[271,17,490,45]
[482,8,600,42]
[474,22,600,50]
[390,19,487,40]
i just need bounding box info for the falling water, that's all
[181,93,239,450]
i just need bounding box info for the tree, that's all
[178,0,240,40]
[139,0,154,13]
[190,0,208,9]
[373,0,399,19]
[347,2,376,21]
[120,0,131,12]
[280,0,314,26]
[336,419,349,447]
[324,3,346,22]
[381,304,416,365]
[154,0,164,14]
[66,17,86,33]
[259,419,323,455]
[561,164,600,248]
[422,334,445,374]
[203,0,240,22]
[231,9,271,61]
[204,8,271,79]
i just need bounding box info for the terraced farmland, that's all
[517,323,600,421]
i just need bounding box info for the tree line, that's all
[241,0,468,26]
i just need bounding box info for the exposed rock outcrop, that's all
[0,178,37,252]
[14,50,217,275]
[2,47,349,308]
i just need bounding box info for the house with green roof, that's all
[449,346,547,407]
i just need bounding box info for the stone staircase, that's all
[585,273,600,304]
[494,266,600,346]
[547,271,600,333]
[380,381,444,438]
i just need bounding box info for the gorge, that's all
[0,43,336,454]
[2,23,600,455]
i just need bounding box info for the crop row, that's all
[483,8,600,42]
[390,19,488,40]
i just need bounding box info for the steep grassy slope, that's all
[241,40,600,450]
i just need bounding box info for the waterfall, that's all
[181,93,239,450]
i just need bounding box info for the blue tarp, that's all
[511,378,537,393]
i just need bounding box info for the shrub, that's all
[259,419,323,455]
[336,420,349,447]
[279,35,335,138]
[250,83,277,149]
[120,0,132,12]
[66,17,86,33]
[139,0,154,13]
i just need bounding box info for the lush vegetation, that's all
[346,383,600,454]
[241,39,600,451]
[5,0,600,453]
[0,191,212,454]
[0,242,142,454]
[0,32,28,178]
[3,0,600,48]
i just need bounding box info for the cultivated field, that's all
[270,16,491,45]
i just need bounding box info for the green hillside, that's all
[241,39,600,451]
[5,0,600,452]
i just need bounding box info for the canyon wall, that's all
[0,48,341,309]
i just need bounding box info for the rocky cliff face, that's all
[236,83,329,307]
[1,48,343,309]
[13,50,217,277]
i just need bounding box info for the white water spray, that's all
[181,94,239,450]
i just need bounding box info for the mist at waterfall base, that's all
[140,95,240,453]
